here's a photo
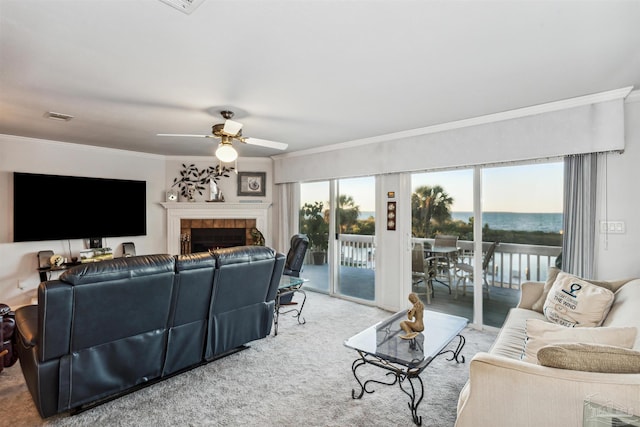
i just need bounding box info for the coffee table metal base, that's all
[350,334,466,426]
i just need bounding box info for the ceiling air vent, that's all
[44,111,74,121]
[159,0,205,14]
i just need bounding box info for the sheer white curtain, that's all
[273,182,299,253]
[562,153,601,278]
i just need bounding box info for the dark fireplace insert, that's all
[190,228,246,252]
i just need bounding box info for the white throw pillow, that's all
[521,318,637,364]
[531,266,561,313]
[543,272,615,327]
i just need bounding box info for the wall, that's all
[271,91,638,311]
[0,140,277,308]
[1,96,637,311]
[164,157,274,204]
[595,95,640,279]
[0,135,167,307]
[273,90,628,184]
[164,156,275,247]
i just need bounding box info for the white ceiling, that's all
[1,0,639,158]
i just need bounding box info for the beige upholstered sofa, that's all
[455,274,640,427]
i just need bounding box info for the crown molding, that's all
[625,89,640,103]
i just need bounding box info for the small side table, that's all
[274,276,306,336]
[38,262,82,282]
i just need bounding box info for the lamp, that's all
[215,139,238,163]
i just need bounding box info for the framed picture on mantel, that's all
[237,172,266,197]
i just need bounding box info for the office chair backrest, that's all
[284,234,309,277]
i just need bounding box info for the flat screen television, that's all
[13,172,147,242]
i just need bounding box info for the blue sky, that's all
[301,161,563,213]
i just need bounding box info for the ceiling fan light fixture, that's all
[158,0,205,14]
[215,142,238,163]
[222,119,243,136]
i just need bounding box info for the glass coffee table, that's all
[344,309,468,425]
[274,275,307,336]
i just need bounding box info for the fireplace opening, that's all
[190,228,247,252]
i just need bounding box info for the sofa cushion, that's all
[531,268,617,314]
[490,308,546,360]
[531,266,561,313]
[537,343,640,373]
[543,272,614,327]
[521,318,637,363]
[602,279,640,350]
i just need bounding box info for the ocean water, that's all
[451,211,563,233]
[358,211,562,233]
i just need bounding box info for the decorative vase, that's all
[186,184,196,202]
[208,180,224,202]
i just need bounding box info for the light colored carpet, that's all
[0,292,497,427]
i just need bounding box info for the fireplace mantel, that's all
[161,202,272,255]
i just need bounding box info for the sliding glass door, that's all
[299,177,376,302]
[336,177,375,302]
[411,169,473,318]
[410,162,563,327]
[481,163,563,327]
[299,181,330,294]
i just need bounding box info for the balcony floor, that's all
[299,264,521,328]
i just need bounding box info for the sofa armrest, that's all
[14,305,38,347]
[455,352,640,427]
[517,281,544,309]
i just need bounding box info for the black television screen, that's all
[13,172,147,242]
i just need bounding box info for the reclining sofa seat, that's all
[15,254,176,418]
[206,245,285,358]
[164,252,216,376]
[14,246,285,418]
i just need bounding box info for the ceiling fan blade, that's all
[157,133,215,138]
[222,119,243,136]
[244,138,288,150]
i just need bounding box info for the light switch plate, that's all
[599,220,626,234]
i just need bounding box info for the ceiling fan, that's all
[158,110,288,162]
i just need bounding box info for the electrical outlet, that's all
[599,220,626,234]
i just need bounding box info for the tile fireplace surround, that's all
[160,202,271,255]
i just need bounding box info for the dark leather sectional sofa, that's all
[13,245,285,418]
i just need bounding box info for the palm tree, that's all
[411,185,454,237]
[336,194,360,233]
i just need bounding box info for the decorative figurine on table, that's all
[400,292,425,340]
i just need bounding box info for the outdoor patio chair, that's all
[454,241,499,298]
[412,242,437,304]
[430,234,459,293]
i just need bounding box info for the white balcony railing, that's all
[414,238,561,290]
[316,234,560,291]
[338,234,376,268]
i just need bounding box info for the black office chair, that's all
[279,234,309,305]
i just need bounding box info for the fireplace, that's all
[180,218,257,254]
[161,202,271,256]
